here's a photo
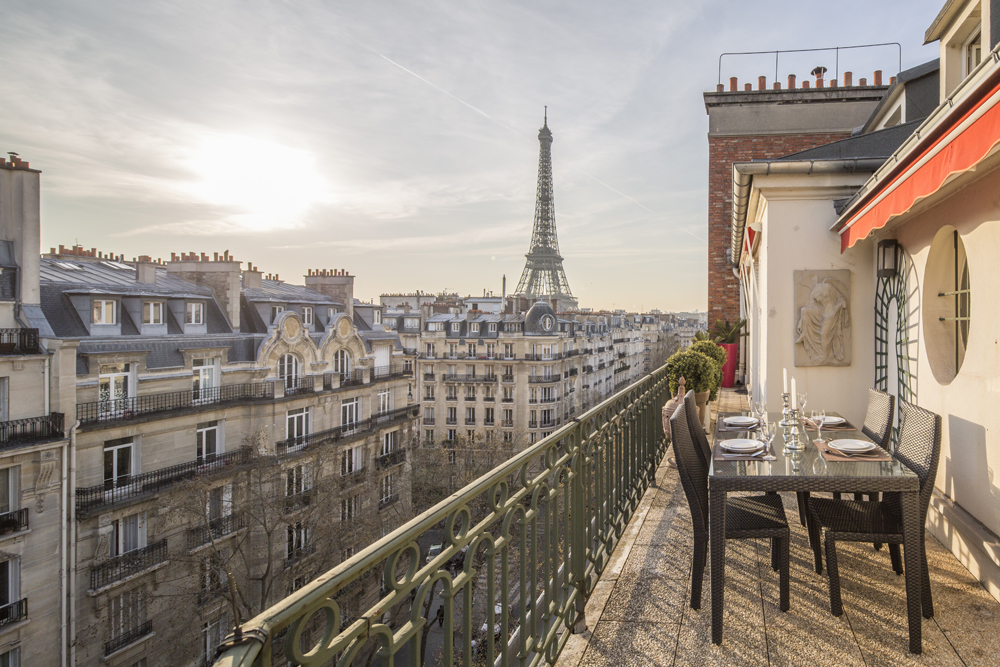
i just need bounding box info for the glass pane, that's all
[0,471,9,515]
[117,447,131,485]
[104,449,115,488]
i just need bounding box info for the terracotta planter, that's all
[695,390,710,424]
[720,343,738,388]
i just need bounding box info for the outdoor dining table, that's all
[710,411,925,653]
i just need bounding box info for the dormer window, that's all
[489,323,497,332]
[965,29,982,76]
[470,323,480,333]
[270,305,283,324]
[302,307,313,326]
[142,302,164,325]
[93,300,117,325]
[186,302,205,325]
[451,322,460,333]
[373,310,381,325]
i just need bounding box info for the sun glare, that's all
[186,135,333,231]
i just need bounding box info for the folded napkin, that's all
[803,420,856,432]
[815,439,891,462]
[716,414,761,432]
[713,442,775,461]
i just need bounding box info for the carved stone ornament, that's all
[793,269,851,367]
[282,315,301,340]
[337,317,352,339]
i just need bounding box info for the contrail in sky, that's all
[362,43,706,245]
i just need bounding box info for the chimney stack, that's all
[304,269,355,321]
[787,74,796,89]
[729,77,737,92]
[758,76,766,91]
[844,71,853,86]
[136,261,158,285]
[166,252,242,331]
[874,70,883,86]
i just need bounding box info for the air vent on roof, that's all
[54,261,83,271]
[101,261,134,271]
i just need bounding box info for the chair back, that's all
[862,388,895,450]
[683,390,712,469]
[895,401,942,526]
[669,401,709,537]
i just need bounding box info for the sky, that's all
[0,1,943,312]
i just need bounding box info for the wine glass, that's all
[753,399,766,421]
[797,392,808,416]
[811,409,826,442]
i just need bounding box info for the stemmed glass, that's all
[810,409,826,442]
[758,420,776,453]
[797,392,808,417]
[753,399,766,422]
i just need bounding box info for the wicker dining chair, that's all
[683,390,713,469]
[669,401,790,612]
[807,400,942,618]
[862,388,896,450]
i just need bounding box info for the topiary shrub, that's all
[690,340,726,401]
[665,348,719,400]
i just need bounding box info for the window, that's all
[450,322,460,333]
[278,354,300,389]
[104,438,134,491]
[503,408,513,425]
[142,301,163,325]
[428,322,443,332]
[484,385,494,399]
[186,302,205,325]
[484,407,495,425]
[503,364,514,378]
[502,386,513,401]
[424,384,434,400]
[286,522,311,560]
[110,512,146,557]
[447,406,457,424]
[378,389,392,414]
[302,307,313,326]
[373,310,382,325]
[448,450,457,465]
[109,587,146,647]
[424,407,434,421]
[92,299,116,324]
[484,366,496,380]
[466,429,475,440]
[202,611,232,666]
[341,494,360,521]
[489,323,497,333]
[0,648,20,667]
[504,344,514,359]
[192,358,216,401]
[446,386,457,400]
[467,343,477,357]
[486,343,495,359]
[286,465,313,498]
[425,343,436,357]
[966,29,982,77]
[0,557,20,623]
[380,474,394,503]
[340,399,360,437]
[448,343,458,358]
[0,378,6,422]
[424,430,434,444]
[470,323,480,333]
[286,408,309,445]
[926,227,971,383]
[447,429,457,441]
[381,431,397,456]
[465,386,475,399]
[270,305,284,324]
[206,485,232,522]
[0,467,17,520]
[503,431,512,443]
[465,407,475,424]
[465,364,475,376]
[99,363,132,416]
[341,446,363,475]
[333,350,351,377]
[196,421,220,463]
[404,317,419,329]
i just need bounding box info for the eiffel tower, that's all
[513,110,578,311]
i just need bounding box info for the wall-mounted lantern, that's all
[877,239,901,279]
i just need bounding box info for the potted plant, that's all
[690,340,727,400]
[712,319,747,389]
[665,348,720,423]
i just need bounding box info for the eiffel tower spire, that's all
[513,110,577,310]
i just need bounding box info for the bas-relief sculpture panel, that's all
[794,269,851,367]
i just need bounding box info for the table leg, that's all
[901,490,923,654]
[710,487,726,645]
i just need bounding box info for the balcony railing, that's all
[529,376,558,384]
[465,418,476,426]
[76,446,254,514]
[501,397,514,403]
[423,373,436,380]
[528,420,538,428]
[339,467,367,486]
[375,448,406,469]
[0,508,28,535]
[372,364,411,381]
[0,598,26,628]
[501,374,515,383]
[501,420,514,427]
[443,374,497,383]
[91,539,169,590]
[340,370,365,387]
[378,493,399,510]
[0,328,39,355]
[213,363,670,667]
[283,375,315,396]
[422,417,435,425]
[285,544,317,568]
[275,405,417,456]
[0,413,64,447]
[77,383,273,426]
[105,620,152,656]
[187,513,246,550]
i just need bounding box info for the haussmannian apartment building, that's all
[0,159,418,667]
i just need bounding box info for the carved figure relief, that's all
[794,270,851,367]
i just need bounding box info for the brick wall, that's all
[707,132,851,327]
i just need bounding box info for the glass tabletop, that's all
[710,411,918,481]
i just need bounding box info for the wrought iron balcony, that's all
[77,383,273,426]
[528,420,538,428]
[105,620,152,656]
[541,397,558,403]
[372,364,411,381]
[0,413,64,448]
[275,406,417,456]
[422,417,435,425]
[187,513,246,549]
[501,397,514,403]
[91,539,168,590]
[423,395,435,402]
[283,375,315,396]
[443,374,497,383]
[378,493,399,510]
[0,328,39,355]
[76,447,253,514]
[340,369,365,387]
[465,418,476,426]
[445,395,457,401]
[423,372,436,380]
[501,420,514,427]
[0,598,26,628]
[446,417,457,425]
[501,374,515,383]
[528,376,558,384]
[376,447,406,470]
[212,363,670,667]
[0,508,28,535]
[284,544,317,568]
[339,467,367,486]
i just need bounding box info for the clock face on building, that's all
[541,315,554,331]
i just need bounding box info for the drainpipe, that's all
[67,420,80,667]
[44,355,50,415]
[60,435,67,667]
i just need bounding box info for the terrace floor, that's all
[556,389,1000,667]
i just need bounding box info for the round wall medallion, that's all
[541,315,554,331]
[282,316,301,339]
[337,317,352,338]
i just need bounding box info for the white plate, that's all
[720,439,763,452]
[829,439,875,453]
[819,416,845,425]
[723,416,758,426]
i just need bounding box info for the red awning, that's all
[840,79,1000,251]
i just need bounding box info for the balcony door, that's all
[193,358,217,403]
[0,558,19,621]
[110,512,146,557]
[278,354,300,391]
[341,399,360,434]
[98,364,131,418]
[104,439,134,495]
[286,409,309,449]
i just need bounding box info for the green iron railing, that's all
[213,364,670,667]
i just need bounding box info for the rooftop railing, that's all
[0,328,39,355]
[77,383,273,426]
[76,446,253,514]
[0,413,64,447]
[213,363,669,667]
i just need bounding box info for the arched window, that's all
[278,354,300,389]
[333,350,351,378]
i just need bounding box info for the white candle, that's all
[783,368,788,394]
[790,378,797,409]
